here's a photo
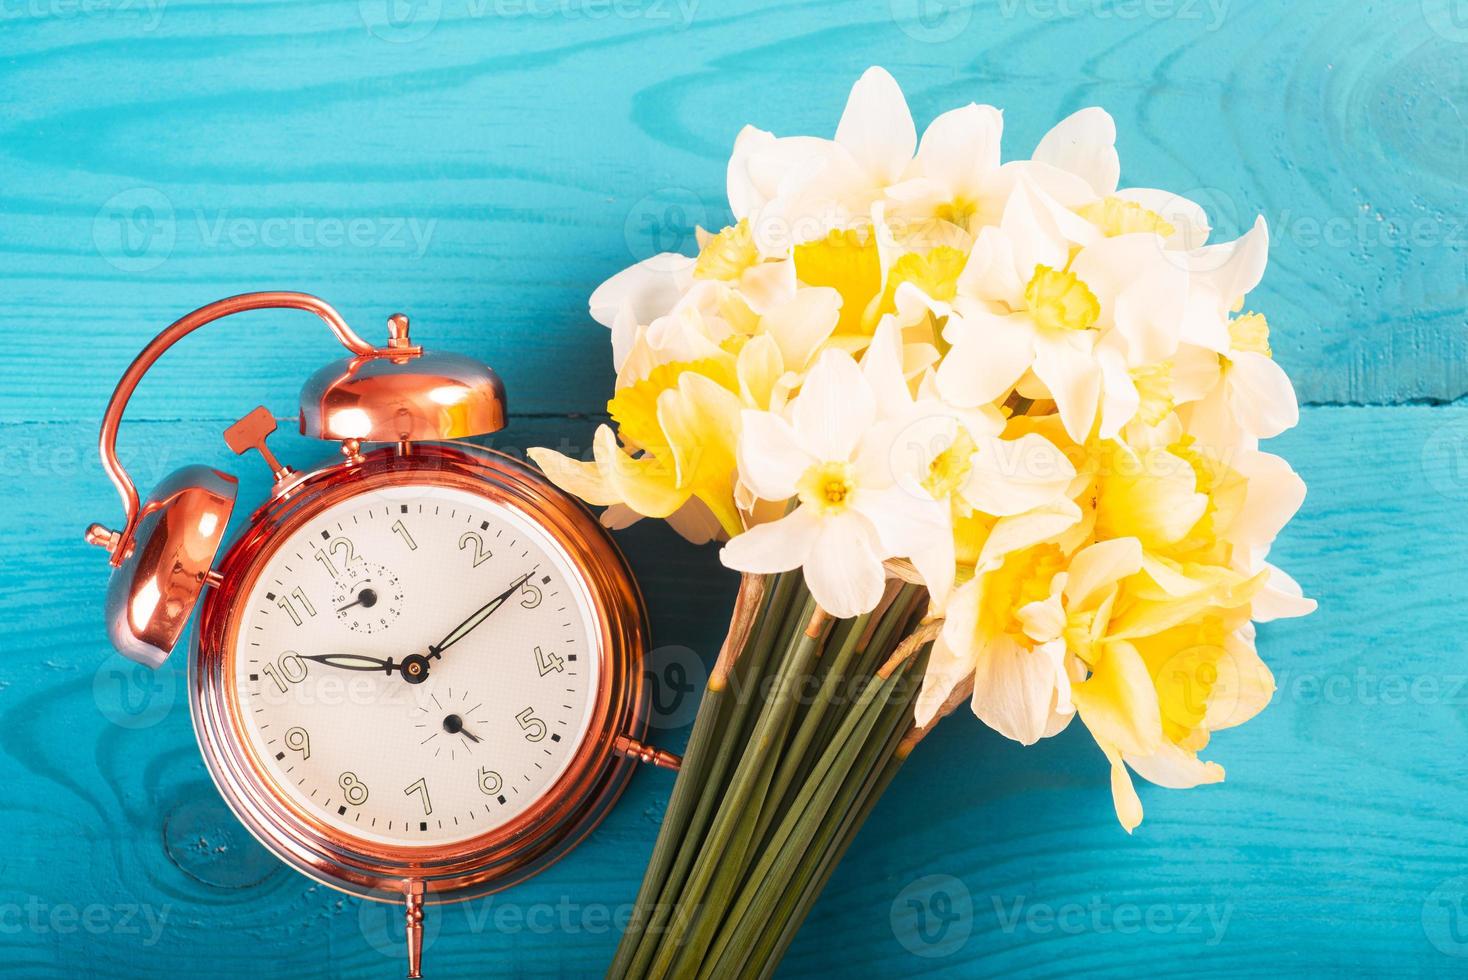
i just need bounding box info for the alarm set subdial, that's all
[330,562,403,633]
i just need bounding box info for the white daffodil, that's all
[936,182,1188,441]
[918,537,1145,745]
[883,102,1008,250]
[1177,309,1300,445]
[720,348,948,618]
[730,67,916,255]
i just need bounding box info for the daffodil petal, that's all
[719,505,822,574]
[1063,537,1143,611]
[913,102,1003,191]
[1125,741,1225,789]
[1033,331,1102,443]
[962,432,1076,516]
[804,511,888,618]
[737,409,814,502]
[1032,107,1120,198]
[1072,640,1164,758]
[969,633,1061,745]
[937,311,1035,407]
[1227,351,1299,439]
[835,66,916,186]
[761,286,840,369]
[594,426,688,519]
[915,633,976,728]
[589,252,694,329]
[792,349,876,460]
[527,446,621,507]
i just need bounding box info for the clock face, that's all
[228,483,602,848]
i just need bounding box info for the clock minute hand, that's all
[427,570,535,661]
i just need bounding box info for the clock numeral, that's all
[391,519,418,551]
[314,537,356,579]
[275,587,317,626]
[404,777,433,815]
[516,707,547,742]
[261,652,308,693]
[338,771,370,805]
[477,767,503,796]
[284,727,310,759]
[534,645,565,676]
[458,531,493,568]
[519,580,543,609]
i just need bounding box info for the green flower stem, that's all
[747,608,871,850]
[611,570,800,980]
[749,662,923,979]
[755,729,912,980]
[644,592,824,978]
[795,585,921,793]
[698,648,926,977]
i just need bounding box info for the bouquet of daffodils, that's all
[531,67,1313,978]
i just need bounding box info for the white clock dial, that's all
[230,483,601,847]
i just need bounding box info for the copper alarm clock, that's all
[84,292,678,977]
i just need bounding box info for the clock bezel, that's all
[191,442,649,903]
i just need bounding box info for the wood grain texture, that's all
[1,0,1465,977]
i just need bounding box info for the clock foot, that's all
[403,880,426,978]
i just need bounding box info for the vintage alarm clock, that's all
[84,292,678,977]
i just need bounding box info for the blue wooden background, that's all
[3,0,1466,976]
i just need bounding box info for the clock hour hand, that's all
[427,570,535,661]
[300,653,430,684]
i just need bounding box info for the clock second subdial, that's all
[331,561,403,634]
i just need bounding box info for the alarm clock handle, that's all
[87,292,381,565]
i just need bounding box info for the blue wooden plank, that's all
[2,404,1466,976]
[3,0,1466,977]
[1,0,1465,424]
